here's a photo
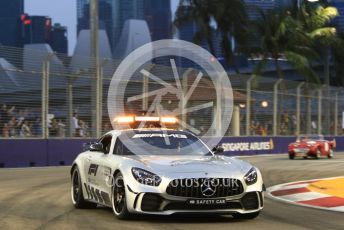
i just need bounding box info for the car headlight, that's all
[131,167,161,186]
[244,167,258,185]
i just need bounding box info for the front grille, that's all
[166,178,244,198]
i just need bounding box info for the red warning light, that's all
[24,19,31,25]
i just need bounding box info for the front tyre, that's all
[315,148,321,159]
[112,172,130,219]
[328,149,334,159]
[71,167,97,209]
[289,154,295,160]
[232,211,260,220]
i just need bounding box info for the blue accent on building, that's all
[0,0,24,47]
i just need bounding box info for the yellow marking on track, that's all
[307,177,344,198]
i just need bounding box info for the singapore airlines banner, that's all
[214,137,294,155]
[213,136,343,156]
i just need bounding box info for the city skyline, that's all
[25,0,180,55]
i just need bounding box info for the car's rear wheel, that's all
[71,167,97,209]
[232,211,260,220]
[328,149,334,159]
[315,149,321,159]
[112,172,130,219]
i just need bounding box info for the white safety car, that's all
[70,116,264,219]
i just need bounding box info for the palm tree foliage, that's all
[174,0,339,84]
[251,3,338,83]
[174,0,248,72]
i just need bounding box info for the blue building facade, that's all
[51,24,68,54]
[77,0,172,56]
[21,15,52,45]
[77,0,113,49]
[0,0,24,47]
[144,0,172,41]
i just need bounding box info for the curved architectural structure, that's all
[113,19,152,60]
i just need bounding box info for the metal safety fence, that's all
[0,45,343,139]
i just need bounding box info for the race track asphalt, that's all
[0,153,343,230]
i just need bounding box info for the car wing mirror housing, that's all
[89,143,104,152]
[212,145,224,154]
[83,142,93,151]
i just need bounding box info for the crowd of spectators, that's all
[0,104,90,138]
[0,104,73,138]
[246,112,297,136]
[71,113,90,137]
[0,104,38,138]
[0,104,100,138]
[2,104,344,138]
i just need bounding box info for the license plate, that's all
[295,148,308,153]
[187,199,226,205]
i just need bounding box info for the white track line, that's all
[277,192,331,202]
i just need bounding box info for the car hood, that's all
[293,140,318,147]
[126,155,252,177]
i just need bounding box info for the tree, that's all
[251,3,338,83]
[174,0,248,72]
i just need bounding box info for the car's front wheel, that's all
[315,148,321,159]
[112,172,130,219]
[232,211,260,219]
[71,167,97,209]
[289,154,295,160]
[328,149,334,159]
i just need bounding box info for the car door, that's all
[83,135,111,204]
[91,134,114,206]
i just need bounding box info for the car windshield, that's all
[117,130,212,156]
[299,135,323,141]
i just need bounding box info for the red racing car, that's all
[288,135,335,159]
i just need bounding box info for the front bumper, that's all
[290,147,319,157]
[126,188,264,215]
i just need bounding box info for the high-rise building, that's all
[175,4,223,69]
[245,0,293,19]
[21,14,52,45]
[77,0,113,49]
[0,0,24,47]
[112,0,145,50]
[144,0,172,41]
[77,0,172,55]
[176,4,221,56]
[245,0,277,21]
[51,23,68,54]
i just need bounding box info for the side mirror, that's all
[212,145,224,154]
[89,143,104,152]
[83,142,93,151]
